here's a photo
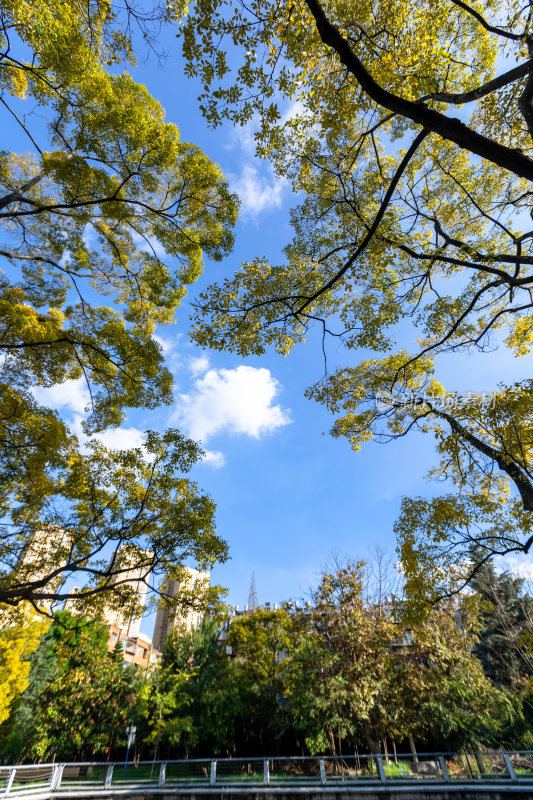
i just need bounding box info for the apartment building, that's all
[152,566,210,652]
[15,526,71,612]
[107,626,160,668]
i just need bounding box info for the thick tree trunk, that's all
[364,723,380,755]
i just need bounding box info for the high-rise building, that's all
[106,627,160,669]
[61,546,161,669]
[152,566,210,652]
[14,526,70,612]
[102,549,151,638]
[101,548,158,668]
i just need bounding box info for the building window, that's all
[137,645,144,658]
[110,633,118,646]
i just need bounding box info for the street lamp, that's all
[123,724,136,778]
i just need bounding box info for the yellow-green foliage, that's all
[177,0,533,601]
[0,0,237,426]
[0,0,236,611]
[0,607,47,725]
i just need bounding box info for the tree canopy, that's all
[174,0,533,599]
[10,611,136,761]
[2,563,530,761]
[0,0,238,610]
[288,561,511,754]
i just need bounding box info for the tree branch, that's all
[304,0,533,180]
[422,59,533,105]
[427,400,533,511]
[447,0,522,41]
[295,127,430,315]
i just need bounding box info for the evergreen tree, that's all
[471,558,533,685]
[162,618,254,756]
[10,611,135,761]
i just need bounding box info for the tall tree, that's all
[136,663,193,760]
[289,561,401,754]
[0,0,237,610]
[227,608,298,752]
[26,612,136,761]
[0,610,112,758]
[175,0,533,598]
[160,617,253,756]
[470,558,533,685]
[289,561,510,754]
[386,602,515,751]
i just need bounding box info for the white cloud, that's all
[202,450,226,469]
[231,164,287,216]
[82,224,98,251]
[131,230,166,260]
[230,120,257,157]
[67,413,146,453]
[280,99,308,126]
[226,118,288,217]
[91,426,146,451]
[173,365,291,442]
[153,332,182,372]
[226,102,312,218]
[32,378,146,452]
[32,378,90,415]
[189,355,210,376]
[497,554,533,581]
[153,334,173,355]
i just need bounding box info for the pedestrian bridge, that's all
[1,751,532,798]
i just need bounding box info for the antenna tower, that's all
[248,572,258,611]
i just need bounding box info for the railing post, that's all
[48,766,57,791]
[375,755,386,783]
[159,763,167,788]
[210,761,217,786]
[3,768,16,796]
[319,759,326,786]
[105,764,114,789]
[57,764,65,792]
[263,760,270,786]
[503,753,518,783]
[438,756,450,782]
[49,764,64,793]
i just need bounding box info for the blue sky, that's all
[19,20,533,635]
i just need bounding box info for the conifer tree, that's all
[470,558,533,685]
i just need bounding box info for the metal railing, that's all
[1,751,533,797]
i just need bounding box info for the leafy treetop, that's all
[0,0,237,612]
[174,0,533,600]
